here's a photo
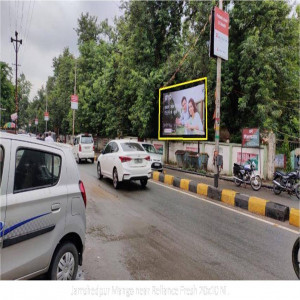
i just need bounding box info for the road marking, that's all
[149,180,299,235]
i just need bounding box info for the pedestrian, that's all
[45,132,54,142]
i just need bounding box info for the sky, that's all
[0,0,123,100]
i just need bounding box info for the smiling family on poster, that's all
[176,96,204,135]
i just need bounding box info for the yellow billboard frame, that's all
[158,77,208,141]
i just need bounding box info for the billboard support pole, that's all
[213,0,223,188]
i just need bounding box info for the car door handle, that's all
[51,203,61,212]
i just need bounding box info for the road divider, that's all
[152,171,300,228]
[289,208,300,227]
[221,189,236,206]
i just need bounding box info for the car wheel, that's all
[140,179,148,188]
[97,162,103,179]
[113,168,119,189]
[90,158,94,164]
[76,155,81,164]
[48,242,78,280]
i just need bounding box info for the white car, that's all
[73,133,95,164]
[0,132,86,280]
[96,140,152,188]
[140,142,163,172]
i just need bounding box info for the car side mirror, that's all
[101,150,104,155]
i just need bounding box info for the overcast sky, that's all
[0,0,122,100]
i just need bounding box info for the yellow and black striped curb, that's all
[152,171,300,228]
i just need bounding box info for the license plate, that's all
[134,158,143,163]
[84,146,90,150]
[154,163,160,166]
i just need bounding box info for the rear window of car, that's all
[14,148,62,193]
[120,143,144,152]
[81,136,93,144]
[142,144,157,154]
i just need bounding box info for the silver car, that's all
[0,133,86,280]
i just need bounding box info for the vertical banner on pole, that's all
[210,6,229,60]
[71,95,78,110]
[35,118,38,125]
[44,112,49,121]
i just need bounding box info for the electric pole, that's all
[72,60,77,144]
[11,31,22,132]
[214,0,223,188]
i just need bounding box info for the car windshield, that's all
[121,143,144,152]
[142,144,157,154]
[81,136,93,144]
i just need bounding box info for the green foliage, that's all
[0,61,14,126]
[23,0,299,141]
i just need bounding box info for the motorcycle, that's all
[233,161,262,191]
[272,169,300,199]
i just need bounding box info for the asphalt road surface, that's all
[78,162,299,280]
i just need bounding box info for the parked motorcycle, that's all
[272,169,300,199]
[233,161,262,191]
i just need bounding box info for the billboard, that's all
[159,77,207,141]
[242,128,260,147]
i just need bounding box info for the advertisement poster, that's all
[159,77,207,141]
[237,152,258,170]
[71,94,78,110]
[275,154,286,169]
[210,6,229,60]
[44,112,49,121]
[242,128,260,147]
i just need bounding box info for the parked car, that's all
[140,142,163,172]
[73,133,95,164]
[97,139,152,189]
[0,132,86,280]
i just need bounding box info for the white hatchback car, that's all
[97,140,152,188]
[73,133,95,164]
[0,132,86,280]
[140,142,163,172]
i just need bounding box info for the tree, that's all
[18,73,32,129]
[0,61,15,126]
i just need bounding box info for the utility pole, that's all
[11,31,22,132]
[214,0,223,188]
[45,96,48,132]
[72,60,77,144]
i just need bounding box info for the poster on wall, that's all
[237,152,258,170]
[159,77,208,141]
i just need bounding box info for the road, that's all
[78,162,299,280]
